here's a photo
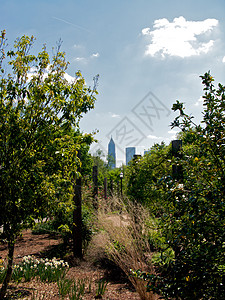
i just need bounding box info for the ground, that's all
[0,230,142,299]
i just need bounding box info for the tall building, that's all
[144,150,150,155]
[108,137,116,169]
[126,147,135,165]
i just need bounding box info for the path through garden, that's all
[0,229,141,299]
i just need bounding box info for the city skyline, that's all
[107,137,138,167]
[2,0,225,165]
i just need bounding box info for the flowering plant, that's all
[10,255,69,283]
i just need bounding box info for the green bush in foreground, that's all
[133,72,225,300]
[0,30,98,298]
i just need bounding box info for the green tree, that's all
[0,31,98,298]
[125,142,171,213]
[136,72,225,299]
[91,149,108,187]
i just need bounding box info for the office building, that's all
[126,147,135,165]
[108,137,116,169]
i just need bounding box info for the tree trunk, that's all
[72,150,83,258]
[73,177,83,258]
[92,166,98,210]
[0,238,15,299]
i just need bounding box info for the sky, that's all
[2,0,225,166]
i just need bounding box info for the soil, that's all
[0,230,142,299]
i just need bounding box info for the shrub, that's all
[32,202,95,250]
[125,142,171,214]
[135,72,225,300]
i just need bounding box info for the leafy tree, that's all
[125,142,171,213]
[106,167,125,197]
[136,72,225,299]
[0,31,98,298]
[90,148,109,188]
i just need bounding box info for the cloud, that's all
[168,129,180,135]
[147,134,163,140]
[74,57,86,62]
[91,52,100,58]
[73,44,83,50]
[141,16,218,58]
[108,112,120,118]
[74,53,99,64]
[194,96,204,106]
[27,67,76,83]
[63,72,76,83]
[167,129,180,140]
[111,113,120,118]
[222,56,225,63]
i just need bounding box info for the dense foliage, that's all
[131,72,225,299]
[125,142,171,213]
[0,30,98,298]
[1,28,224,299]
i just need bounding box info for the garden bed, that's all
[0,230,141,299]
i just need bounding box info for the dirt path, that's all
[0,230,141,299]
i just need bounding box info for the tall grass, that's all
[97,195,160,300]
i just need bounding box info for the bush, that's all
[32,202,96,251]
[135,72,225,300]
[125,142,171,214]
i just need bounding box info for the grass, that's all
[1,195,162,299]
[96,195,160,300]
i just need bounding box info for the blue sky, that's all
[2,0,225,165]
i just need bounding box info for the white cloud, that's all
[111,113,120,118]
[74,52,99,64]
[91,52,100,58]
[222,56,225,63]
[63,72,76,83]
[147,134,163,140]
[74,57,86,62]
[142,16,218,58]
[109,112,120,118]
[167,129,180,140]
[168,129,180,135]
[73,44,83,49]
[194,96,204,106]
[27,66,76,83]
[142,28,151,35]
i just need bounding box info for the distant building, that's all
[144,150,150,155]
[108,137,116,169]
[126,147,135,165]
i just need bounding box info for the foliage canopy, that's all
[0,30,98,298]
[130,72,225,299]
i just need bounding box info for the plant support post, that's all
[72,150,83,258]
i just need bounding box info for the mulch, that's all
[0,230,141,299]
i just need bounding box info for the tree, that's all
[0,31,98,298]
[135,72,225,299]
[125,142,171,212]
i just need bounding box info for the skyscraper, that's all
[144,150,150,155]
[126,147,135,165]
[108,137,116,169]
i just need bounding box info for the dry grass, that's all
[95,195,160,300]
